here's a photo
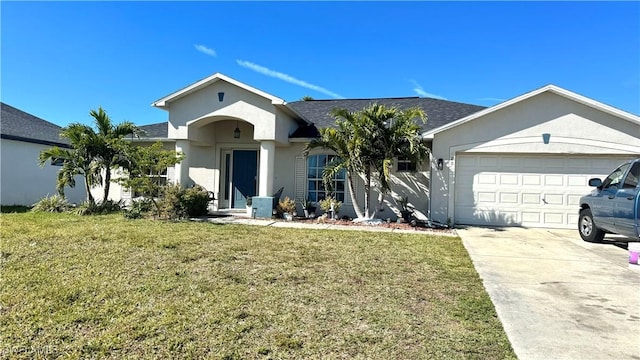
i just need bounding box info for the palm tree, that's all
[304,114,367,219]
[89,107,140,203]
[362,104,429,217]
[39,107,140,204]
[305,103,429,220]
[39,146,100,204]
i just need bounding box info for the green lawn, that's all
[0,213,515,359]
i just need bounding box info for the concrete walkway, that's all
[457,227,640,360]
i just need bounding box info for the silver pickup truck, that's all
[578,159,640,242]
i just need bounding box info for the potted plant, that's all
[246,197,253,217]
[278,196,296,221]
[397,196,413,222]
[301,199,316,218]
[319,196,342,220]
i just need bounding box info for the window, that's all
[623,163,640,189]
[133,168,168,197]
[602,163,630,190]
[51,158,64,166]
[397,157,416,172]
[307,155,346,202]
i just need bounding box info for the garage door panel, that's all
[523,175,541,185]
[500,174,519,185]
[543,194,564,205]
[544,175,564,186]
[567,176,586,186]
[454,154,636,229]
[522,193,540,204]
[499,193,519,204]
[477,192,496,203]
[544,213,565,224]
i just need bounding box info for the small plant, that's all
[396,195,413,222]
[319,196,342,215]
[124,198,153,219]
[300,198,317,218]
[301,199,316,211]
[74,200,123,216]
[31,195,72,213]
[397,196,409,211]
[278,196,296,214]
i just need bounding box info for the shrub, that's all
[180,185,209,217]
[31,195,72,213]
[74,200,123,216]
[158,184,209,220]
[1,205,31,213]
[159,184,186,220]
[124,198,154,219]
[319,196,342,214]
[278,196,296,214]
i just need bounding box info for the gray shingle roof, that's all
[139,122,168,138]
[287,97,486,134]
[62,97,484,141]
[0,102,69,146]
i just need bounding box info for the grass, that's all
[0,213,515,359]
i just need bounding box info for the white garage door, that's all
[454,154,636,229]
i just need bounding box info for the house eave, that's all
[422,84,640,138]
[152,72,285,109]
[0,134,70,148]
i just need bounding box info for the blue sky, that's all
[2,1,639,127]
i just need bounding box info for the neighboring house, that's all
[0,103,85,205]
[103,73,640,229]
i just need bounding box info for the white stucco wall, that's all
[273,142,431,220]
[430,91,640,224]
[89,141,177,203]
[1,139,85,205]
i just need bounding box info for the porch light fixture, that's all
[233,121,241,139]
[437,158,444,170]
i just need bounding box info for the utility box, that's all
[251,196,274,218]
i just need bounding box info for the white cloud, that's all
[410,80,447,100]
[236,59,344,99]
[194,44,217,57]
[478,97,506,102]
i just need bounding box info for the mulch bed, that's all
[292,217,456,234]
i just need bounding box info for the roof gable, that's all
[423,85,640,138]
[152,73,285,109]
[0,102,69,147]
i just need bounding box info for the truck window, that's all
[622,162,640,189]
[602,163,630,190]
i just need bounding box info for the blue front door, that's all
[232,150,257,208]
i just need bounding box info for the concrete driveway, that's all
[457,227,640,360]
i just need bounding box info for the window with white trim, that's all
[307,154,346,202]
[134,168,168,197]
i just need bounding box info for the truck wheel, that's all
[579,208,605,242]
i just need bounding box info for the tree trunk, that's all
[103,164,111,204]
[363,167,372,219]
[84,177,95,205]
[346,174,364,219]
[372,192,385,219]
